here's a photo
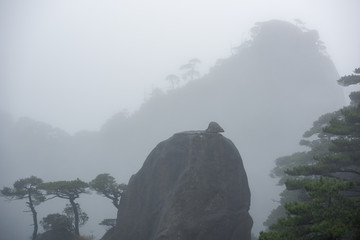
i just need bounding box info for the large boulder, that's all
[106,125,252,240]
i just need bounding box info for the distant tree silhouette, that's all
[180,58,201,81]
[166,74,180,89]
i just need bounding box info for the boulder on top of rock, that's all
[205,121,225,133]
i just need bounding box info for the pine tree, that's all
[263,111,340,227]
[260,67,360,240]
[40,179,89,236]
[1,176,45,240]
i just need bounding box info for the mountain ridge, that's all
[0,19,345,238]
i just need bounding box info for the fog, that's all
[1,0,359,133]
[0,1,359,240]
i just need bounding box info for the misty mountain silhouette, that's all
[0,20,345,238]
[98,20,344,185]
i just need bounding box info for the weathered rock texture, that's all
[106,131,252,240]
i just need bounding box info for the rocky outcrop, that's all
[105,127,252,240]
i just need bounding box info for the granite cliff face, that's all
[105,129,252,240]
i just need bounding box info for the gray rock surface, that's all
[104,130,252,240]
[205,121,225,133]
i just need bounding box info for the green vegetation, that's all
[2,66,358,240]
[90,173,126,231]
[1,174,124,238]
[261,67,360,239]
[263,110,341,228]
[40,213,73,232]
[0,176,45,240]
[63,203,89,229]
[40,203,88,234]
[90,173,126,209]
[39,179,89,236]
[99,218,117,230]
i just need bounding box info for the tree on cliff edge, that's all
[40,179,89,236]
[90,173,126,209]
[1,176,45,240]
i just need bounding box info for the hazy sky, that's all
[1,0,359,133]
